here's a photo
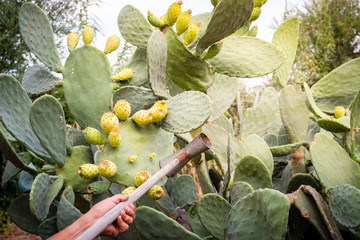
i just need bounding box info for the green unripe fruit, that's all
[184,22,201,45]
[104,35,120,54]
[149,185,164,200]
[87,181,111,195]
[77,164,100,179]
[122,186,137,195]
[98,160,117,178]
[147,11,166,29]
[83,127,106,145]
[108,129,121,148]
[114,99,131,121]
[112,68,135,81]
[82,26,94,45]
[132,110,153,125]
[67,32,79,51]
[134,171,151,187]
[248,7,261,22]
[166,1,183,26]
[100,112,119,135]
[176,10,192,36]
[202,40,224,60]
[211,0,220,7]
[334,106,346,119]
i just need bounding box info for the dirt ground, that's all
[0,221,41,240]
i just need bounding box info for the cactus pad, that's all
[56,187,82,231]
[226,189,289,240]
[350,90,360,161]
[230,181,254,206]
[188,205,211,238]
[317,117,350,133]
[38,217,58,239]
[29,95,66,166]
[303,82,330,119]
[161,91,211,133]
[286,173,321,193]
[19,3,62,72]
[118,48,148,87]
[170,174,197,207]
[22,65,60,95]
[270,141,309,157]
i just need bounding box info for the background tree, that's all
[284,0,360,86]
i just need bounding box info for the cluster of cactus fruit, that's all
[1,0,360,239]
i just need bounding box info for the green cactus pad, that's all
[213,115,234,135]
[294,70,308,84]
[270,141,309,157]
[100,119,173,186]
[350,90,360,161]
[56,146,95,193]
[38,216,58,239]
[196,0,253,54]
[29,95,66,167]
[303,82,330,119]
[2,161,21,189]
[113,86,159,117]
[226,189,289,240]
[207,73,238,121]
[240,87,282,139]
[310,133,360,190]
[279,85,310,143]
[22,65,60,95]
[0,122,15,141]
[148,30,170,99]
[239,134,274,175]
[63,45,112,131]
[208,36,286,78]
[328,184,360,228]
[0,74,51,161]
[29,173,63,221]
[197,193,232,240]
[19,3,62,72]
[286,173,321,193]
[264,133,278,147]
[170,174,197,207]
[233,155,272,190]
[230,181,254,206]
[272,17,299,87]
[135,206,201,240]
[316,117,350,133]
[162,91,212,134]
[56,187,82,231]
[166,29,214,91]
[118,5,153,49]
[188,205,211,238]
[311,58,360,113]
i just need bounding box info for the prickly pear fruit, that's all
[122,186,137,195]
[153,100,168,113]
[202,40,224,60]
[134,171,151,187]
[166,1,183,26]
[149,152,156,159]
[334,106,346,119]
[254,0,265,7]
[112,68,135,81]
[176,10,192,36]
[148,185,164,200]
[147,11,166,28]
[128,155,137,163]
[87,180,111,195]
[149,106,167,123]
[248,7,261,22]
[211,0,220,7]
[67,32,79,51]
[83,127,107,145]
[98,160,117,178]
[160,14,168,24]
[132,110,153,125]
[82,26,94,45]
[114,99,131,121]
[100,112,119,135]
[104,35,120,54]
[108,129,121,148]
[184,22,201,45]
[77,164,100,179]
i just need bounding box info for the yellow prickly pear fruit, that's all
[166,1,183,26]
[202,39,224,60]
[134,171,151,187]
[248,7,261,22]
[147,11,166,29]
[82,26,94,45]
[160,14,168,24]
[184,22,202,45]
[128,155,137,163]
[132,110,153,125]
[149,106,167,123]
[114,99,131,121]
[67,32,79,51]
[122,186,136,195]
[334,106,346,119]
[148,185,164,200]
[98,160,117,178]
[77,164,99,179]
[104,35,120,54]
[100,112,119,134]
[108,129,121,148]
[176,10,192,36]
[112,68,135,81]
[153,100,168,113]
[83,127,106,145]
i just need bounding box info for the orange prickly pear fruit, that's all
[112,68,135,81]
[248,7,261,22]
[114,99,131,121]
[100,112,119,135]
[184,22,202,45]
[82,26,94,45]
[104,35,120,54]
[67,32,79,51]
[334,106,346,119]
[108,129,121,148]
[83,127,106,145]
[166,1,183,26]
[132,110,153,125]
[147,11,166,29]
[202,39,224,60]
[176,9,192,36]
[134,171,151,187]
[98,160,117,178]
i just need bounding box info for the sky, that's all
[87,0,304,65]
